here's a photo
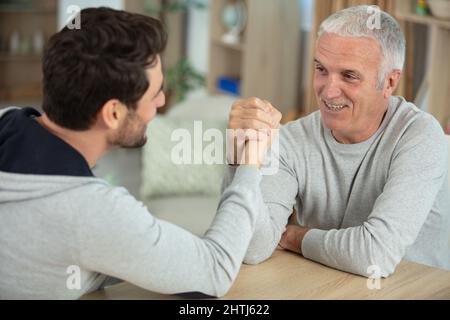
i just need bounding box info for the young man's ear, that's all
[99,100,128,130]
[383,70,402,99]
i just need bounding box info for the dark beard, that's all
[120,134,147,149]
[115,113,148,148]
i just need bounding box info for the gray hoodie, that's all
[0,107,264,299]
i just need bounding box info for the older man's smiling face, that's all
[313,32,390,144]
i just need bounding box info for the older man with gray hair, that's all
[226,5,449,277]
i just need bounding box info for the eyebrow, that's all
[314,58,363,78]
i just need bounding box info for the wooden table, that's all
[84,251,450,300]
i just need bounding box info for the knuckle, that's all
[228,119,238,128]
[276,113,282,122]
[231,100,243,110]
[249,97,261,106]
[255,109,264,119]
[249,119,259,128]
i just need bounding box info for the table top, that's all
[83,250,450,300]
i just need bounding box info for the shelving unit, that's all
[394,0,450,128]
[207,0,301,115]
[0,0,57,101]
[0,0,185,103]
[0,54,42,62]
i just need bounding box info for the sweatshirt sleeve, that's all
[242,150,299,264]
[75,166,264,297]
[302,116,448,277]
[220,131,300,265]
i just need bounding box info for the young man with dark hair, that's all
[0,7,281,299]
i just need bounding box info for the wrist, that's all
[298,228,310,254]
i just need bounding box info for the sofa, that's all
[140,91,236,236]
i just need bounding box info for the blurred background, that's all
[0,0,449,128]
[1,0,449,234]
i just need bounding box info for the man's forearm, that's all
[243,204,291,264]
[301,226,403,277]
[278,225,311,254]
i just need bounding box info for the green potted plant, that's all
[164,57,205,108]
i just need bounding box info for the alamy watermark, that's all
[366,264,382,290]
[66,5,81,30]
[66,265,81,290]
[366,5,381,30]
[169,122,280,175]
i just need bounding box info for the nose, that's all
[322,76,342,100]
[157,92,166,109]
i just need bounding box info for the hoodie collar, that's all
[0,107,93,177]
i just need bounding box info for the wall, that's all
[186,0,209,75]
[298,0,314,110]
[299,0,313,31]
[58,0,208,73]
[186,0,313,88]
[56,0,313,94]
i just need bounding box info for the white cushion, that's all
[140,92,236,235]
[141,92,235,198]
[167,90,235,120]
[140,116,227,198]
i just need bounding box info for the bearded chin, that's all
[112,120,148,149]
[129,135,147,148]
[120,132,147,149]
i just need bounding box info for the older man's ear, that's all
[383,70,402,99]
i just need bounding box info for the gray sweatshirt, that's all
[223,96,450,277]
[0,107,263,299]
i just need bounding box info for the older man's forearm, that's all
[301,225,406,278]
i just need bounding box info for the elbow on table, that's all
[243,256,263,265]
[243,251,272,265]
[354,225,405,278]
[206,262,239,298]
[339,255,397,279]
[362,250,400,279]
[243,241,280,265]
[210,282,232,298]
[363,262,396,280]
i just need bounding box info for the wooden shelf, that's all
[208,0,301,115]
[397,13,450,29]
[0,0,56,102]
[0,8,56,14]
[211,38,244,52]
[394,0,450,128]
[0,54,42,62]
[0,0,57,14]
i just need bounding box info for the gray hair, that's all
[318,5,405,89]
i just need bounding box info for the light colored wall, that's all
[298,0,313,31]
[186,0,209,75]
[298,0,314,108]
